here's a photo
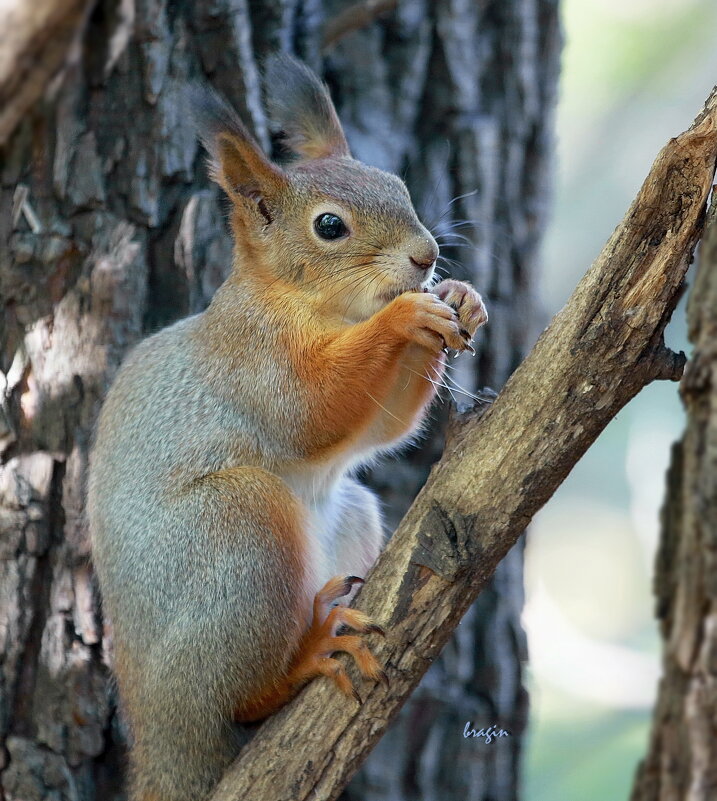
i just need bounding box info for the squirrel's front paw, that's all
[389,291,469,353]
[433,280,488,343]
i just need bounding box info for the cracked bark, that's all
[0,0,93,146]
[0,1,559,799]
[630,186,717,799]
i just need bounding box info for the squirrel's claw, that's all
[290,576,387,707]
[343,575,365,592]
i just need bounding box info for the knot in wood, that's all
[413,501,481,582]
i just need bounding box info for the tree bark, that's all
[630,187,717,798]
[0,2,559,800]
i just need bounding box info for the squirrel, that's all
[88,54,487,801]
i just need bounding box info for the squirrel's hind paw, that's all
[310,573,365,627]
[290,576,387,703]
[234,576,386,722]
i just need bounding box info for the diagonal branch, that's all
[0,0,94,145]
[210,87,717,801]
[321,0,399,51]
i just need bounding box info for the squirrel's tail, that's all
[129,719,239,801]
[123,650,242,801]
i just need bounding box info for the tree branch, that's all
[0,0,93,146]
[321,0,399,51]
[210,87,717,801]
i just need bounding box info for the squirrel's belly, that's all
[278,466,383,591]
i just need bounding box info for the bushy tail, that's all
[125,653,242,801]
[130,720,239,801]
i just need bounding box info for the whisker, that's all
[434,241,475,250]
[406,362,482,404]
[366,390,405,425]
[342,271,382,318]
[404,365,456,402]
[435,233,474,245]
[437,255,463,271]
[436,218,477,229]
[320,267,380,310]
[441,370,483,402]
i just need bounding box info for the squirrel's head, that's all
[194,54,438,321]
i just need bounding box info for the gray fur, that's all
[90,315,312,799]
[264,53,350,159]
[188,83,258,166]
[89,300,390,800]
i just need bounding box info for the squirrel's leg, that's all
[235,480,386,722]
[235,481,387,721]
[119,467,314,801]
[238,479,389,718]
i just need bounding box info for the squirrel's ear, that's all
[264,53,351,161]
[190,85,288,208]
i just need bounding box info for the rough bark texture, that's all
[630,197,717,798]
[0,2,559,800]
[207,88,717,801]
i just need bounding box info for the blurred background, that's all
[524,0,717,798]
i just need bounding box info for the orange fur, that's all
[286,291,462,458]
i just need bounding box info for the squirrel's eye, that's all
[314,213,348,240]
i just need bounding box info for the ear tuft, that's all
[189,83,286,204]
[189,83,249,163]
[264,53,350,161]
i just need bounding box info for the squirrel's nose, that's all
[410,255,436,270]
[409,238,439,270]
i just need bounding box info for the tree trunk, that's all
[630,200,717,798]
[0,2,560,799]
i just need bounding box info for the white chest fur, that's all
[280,466,384,596]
